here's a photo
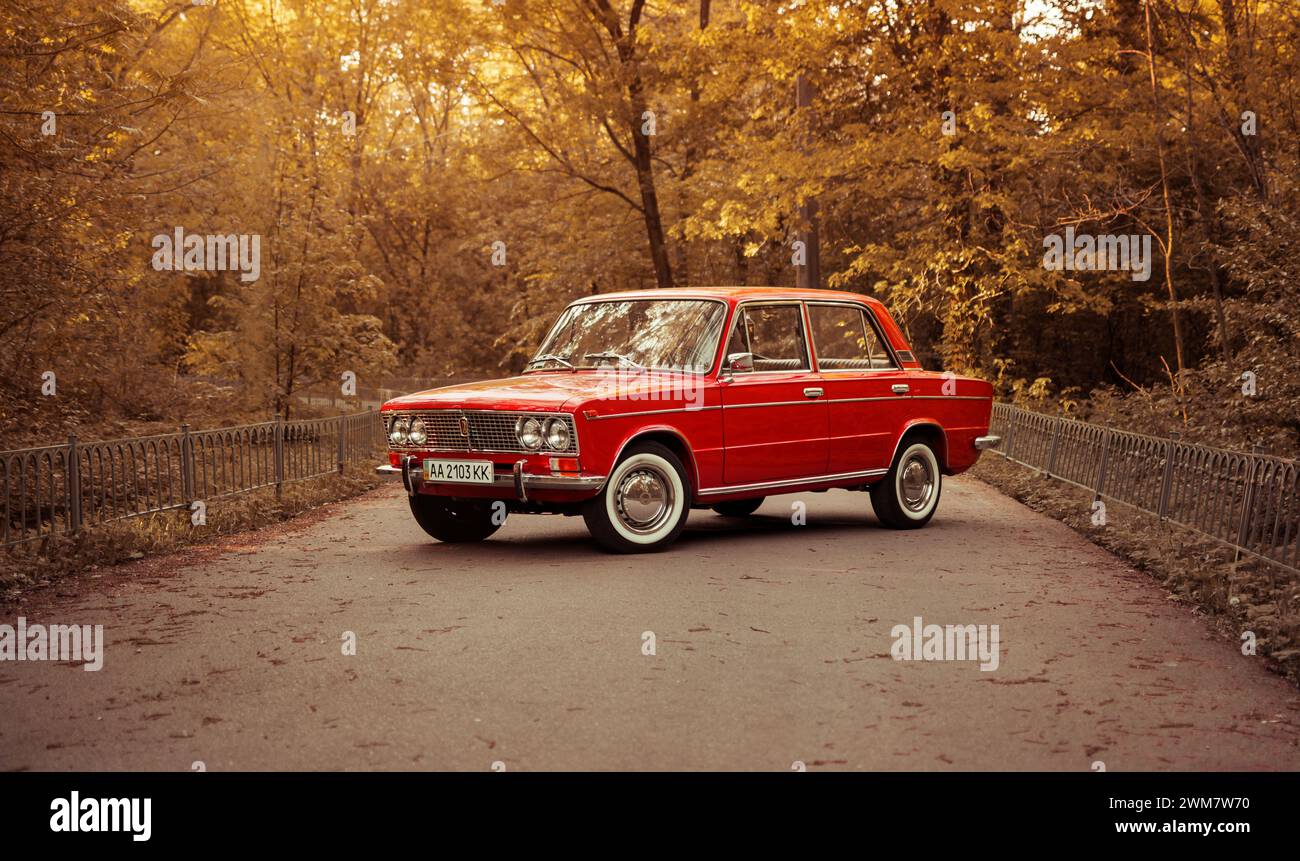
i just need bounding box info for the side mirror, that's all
[726,352,755,372]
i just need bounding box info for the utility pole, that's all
[795,75,821,290]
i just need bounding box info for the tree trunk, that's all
[1179,17,1233,362]
[629,106,674,289]
[1143,0,1188,417]
[675,0,711,287]
[594,0,673,288]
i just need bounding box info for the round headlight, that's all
[407,418,427,446]
[389,416,409,445]
[543,418,571,451]
[515,416,543,451]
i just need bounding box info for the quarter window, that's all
[727,305,810,372]
[808,305,896,370]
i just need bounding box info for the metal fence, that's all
[0,410,384,549]
[989,403,1300,575]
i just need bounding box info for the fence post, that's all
[1157,431,1178,522]
[1093,422,1113,500]
[1045,416,1062,477]
[1004,409,1017,461]
[337,415,346,475]
[180,423,194,507]
[67,434,82,536]
[1235,444,1262,554]
[274,412,284,501]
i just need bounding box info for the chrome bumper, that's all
[376,458,604,501]
[973,435,1002,451]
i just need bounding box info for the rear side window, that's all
[807,304,896,370]
[727,305,810,372]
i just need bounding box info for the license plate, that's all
[423,459,494,485]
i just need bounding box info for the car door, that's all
[806,301,911,474]
[720,302,829,485]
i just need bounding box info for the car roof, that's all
[570,286,886,308]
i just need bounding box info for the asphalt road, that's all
[2,477,1297,771]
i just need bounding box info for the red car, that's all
[377,287,999,553]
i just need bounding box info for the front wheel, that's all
[583,442,691,553]
[870,440,942,529]
[409,495,504,543]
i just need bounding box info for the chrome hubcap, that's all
[899,455,934,513]
[615,466,674,534]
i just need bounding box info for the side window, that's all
[734,304,809,371]
[808,305,895,370]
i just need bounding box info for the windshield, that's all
[530,300,727,372]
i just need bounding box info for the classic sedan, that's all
[377,287,1000,553]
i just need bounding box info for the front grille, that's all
[420,412,472,451]
[384,410,578,454]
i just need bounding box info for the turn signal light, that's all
[549,457,580,475]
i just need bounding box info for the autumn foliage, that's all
[1,1,1297,451]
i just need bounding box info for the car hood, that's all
[382,372,702,412]
[379,371,631,413]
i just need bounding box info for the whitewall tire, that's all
[870,440,942,529]
[583,442,690,553]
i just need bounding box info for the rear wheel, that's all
[583,442,690,553]
[870,440,941,529]
[711,497,765,517]
[409,495,504,543]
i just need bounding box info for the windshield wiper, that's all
[583,351,645,372]
[527,353,576,371]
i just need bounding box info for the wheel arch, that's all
[890,420,949,473]
[611,426,700,496]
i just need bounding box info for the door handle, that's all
[891,384,910,394]
[803,387,824,398]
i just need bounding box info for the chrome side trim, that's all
[821,395,909,404]
[908,395,991,401]
[974,435,1002,450]
[698,467,887,497]
[586,405,722,421]
[722,399,828,410]
[718,395,990,407]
